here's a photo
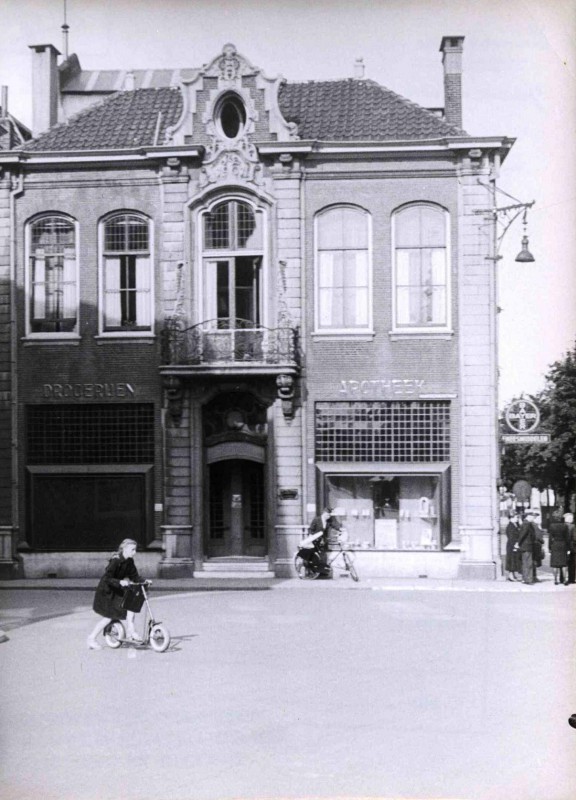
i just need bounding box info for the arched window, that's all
[27,214,78,335]
[315,206,371,332]
[101,213,152,333]
[393,204,449,330]
[201,199,264,327]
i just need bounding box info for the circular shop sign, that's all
[505,399,540,433]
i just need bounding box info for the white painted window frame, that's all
[98,212,155,338]
[313,205,373,337]
[197,196,268,328]
[25,213,80,340]
[391,203,452,335]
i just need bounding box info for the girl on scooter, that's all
[87,538,143,650]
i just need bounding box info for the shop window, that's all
[27,214,78,335]
[27,473,147,551]
[323,472,450,551]
[393,204,450,330]
[201,200,264,328]
[101,213,152,333]
[315,206,371,333]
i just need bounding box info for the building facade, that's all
[0,39,513,579]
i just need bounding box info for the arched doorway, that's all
[207,459,265,557]
[203,391,268,559]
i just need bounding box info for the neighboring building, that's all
[0,87,31,577]
[0,38,513,579]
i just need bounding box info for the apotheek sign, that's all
[339,379,425,397]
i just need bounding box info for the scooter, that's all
[103,580,171,653]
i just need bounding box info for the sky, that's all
[1,0,575,405]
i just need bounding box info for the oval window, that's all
[218,96,246,139]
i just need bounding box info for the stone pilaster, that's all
[457,159,499,578]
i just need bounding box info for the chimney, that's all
[1,86,7,117]
[439,36,464,129]
[29,43,61,137]
[354,58,365,79]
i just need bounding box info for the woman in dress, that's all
[548,511,571,585]
[504,511,522,581]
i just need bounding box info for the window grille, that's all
[315,401,450,462]
[204,201,258,250]
[27,405,154,464]
[104,214,149,252]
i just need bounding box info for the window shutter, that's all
[318,252,334,327]
[32,249,46,320]
[62,247,77,319]
[135,256,151,327]
[104,257,121,328]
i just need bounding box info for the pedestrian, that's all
[548,511,571,586]
[504,511,522,581]
[515,511,537,585]
[564,512,575,585]
[531,510,545,582]
[87,538,143,650]
[298,506,341,576]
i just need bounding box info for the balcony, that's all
[160,318,300,376]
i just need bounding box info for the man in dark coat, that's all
[516,511,537,585]
[564,513,575,585]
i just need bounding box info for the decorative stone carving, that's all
[198,142,262,188]
[163,375,184,426]
[218,44,242,83]
[276,374,295,420]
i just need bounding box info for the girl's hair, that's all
[114,538,138,557]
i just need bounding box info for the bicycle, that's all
[103,580,171,653]
[294,535,359,582]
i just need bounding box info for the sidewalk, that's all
[0,575,572,591]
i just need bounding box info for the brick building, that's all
[0,39,513,579]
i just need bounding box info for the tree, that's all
[500,338,576,511]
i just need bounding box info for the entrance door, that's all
[207,460,265,557]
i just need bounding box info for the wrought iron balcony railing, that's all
[161,318,300,369]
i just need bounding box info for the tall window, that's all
[202,199,263,327]
[315,206,370,332]
[102,213,152,332]
[28,215,77,334]
[393,204,449,330]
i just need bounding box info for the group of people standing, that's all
[505,509,575,585]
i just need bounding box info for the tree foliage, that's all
[500,338,576,510]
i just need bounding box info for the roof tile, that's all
[24,78,465,152]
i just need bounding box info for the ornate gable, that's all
[165,44,298,186]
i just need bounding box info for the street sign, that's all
[502,434,550,444]
[504,399,540,433]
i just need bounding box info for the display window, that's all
[323,471,450,551]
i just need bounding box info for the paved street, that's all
[1,583,575,800]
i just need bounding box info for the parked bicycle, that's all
[294,534,359,582]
